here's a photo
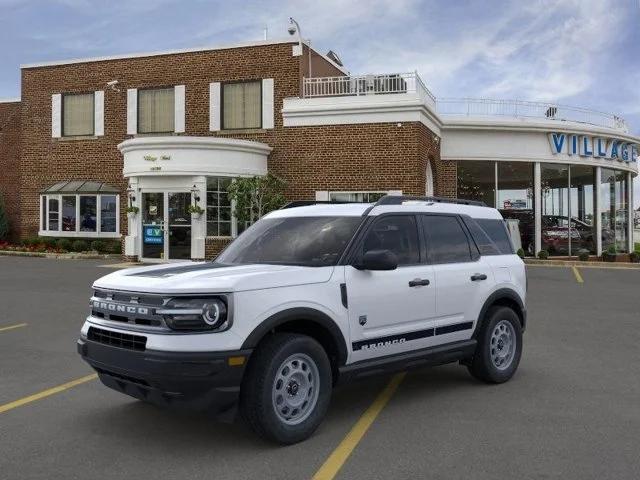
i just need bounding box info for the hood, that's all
[93,261,335,294]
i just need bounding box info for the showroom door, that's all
[167,192,192,260]
[141,192,192,261]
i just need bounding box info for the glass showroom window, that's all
[498,162,535,256]
[569,165,596,255]
[222,81,261,130]
[40,194,119,237]
[457,161,496,207]
[328,192,388,202]
[62,93,94,136]
[601,168,630,253]
[138,87,175,133]
[206,177,233,237]
[540,164,570,256]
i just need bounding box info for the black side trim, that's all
[340,283,348,309]
[241,308,348,365]
[475,289,526,335]
[338,339,477,384]
[435,321,473,335]
[352,321,473,351]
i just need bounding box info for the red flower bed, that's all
[0,240,65,253]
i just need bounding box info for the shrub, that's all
[630,251,640,263]
[0,192,9,241]
[107,241,122,254]
[537,250,549,260]
[90,240,106,253]
[602,245,617,262]
[57,238,72,251]
[41,237,58,249]
[577,250,590,262]
[71,239,88,252]
[516,248,525,259]
[22,237,38,247]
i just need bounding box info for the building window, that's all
[62,93,94,136]
[222,81,261,130]
[456,161,496,207]
[206,177,233,237]
[138,88,175,133]
[328,192,388,203]
[498,162,534,255]
[40,194,119,237]
[601,168,629,253]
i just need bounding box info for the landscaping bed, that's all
[0,237,122,258]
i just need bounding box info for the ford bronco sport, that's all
[78,195,526,444]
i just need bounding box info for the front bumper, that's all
[77,338,251,418]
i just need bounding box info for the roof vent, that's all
[326,50,343,66]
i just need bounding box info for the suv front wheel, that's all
[467,306,523,383]
[240,333,332,444]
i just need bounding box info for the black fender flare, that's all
[473,288,526,337]
[241,307,349,365]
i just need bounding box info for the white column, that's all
[595,167,602,256]
[628,171,634,253]
[534,162,541,255]
[125,177,139,258]
[190,176,207,260]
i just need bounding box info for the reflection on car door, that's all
[345,215,436,362]
[421,214,493,343]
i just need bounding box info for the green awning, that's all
[41,181,120,194]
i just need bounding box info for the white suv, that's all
[78,196,526,444]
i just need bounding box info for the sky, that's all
[1,0,639,202]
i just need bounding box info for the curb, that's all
[524,259,640,269]
[0,250,122,260]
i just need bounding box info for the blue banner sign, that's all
[548,132,638,163]
[144,226,163,245]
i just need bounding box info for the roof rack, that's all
[280,200,356,209]
[374,195,486,207]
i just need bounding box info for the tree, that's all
[0,192,9,241]
[226,174,287,226]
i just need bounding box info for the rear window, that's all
[463,218,500,256]
[476,219,514,255]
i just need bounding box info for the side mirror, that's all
[355,249,398,271]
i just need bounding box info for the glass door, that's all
[141,192,165,260]
[167,192,192,260]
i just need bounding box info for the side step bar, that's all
[337,339,476,385]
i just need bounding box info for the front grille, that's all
[90,289,168,331]
[88,326,147,351]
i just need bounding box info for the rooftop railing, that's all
[302,72,436,108]
[301,73,628,133]
[436,98,629,132]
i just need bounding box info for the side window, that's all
[477,219,514,255]
[423,215,472,264]
[463,217,499,256]
[361,215,420,266]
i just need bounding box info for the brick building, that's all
[0,37,638,260]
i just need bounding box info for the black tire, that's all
[467,306,522,383]
[240,333,332,444]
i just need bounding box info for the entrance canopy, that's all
[41,180,120,194]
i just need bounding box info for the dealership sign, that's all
[548,133,638,163]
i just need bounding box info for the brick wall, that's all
[16,41,448,259]
[0,101,21,240]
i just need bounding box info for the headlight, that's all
[158,297,230,332]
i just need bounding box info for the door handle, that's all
[470,273,487,281]
[409,278,430,287]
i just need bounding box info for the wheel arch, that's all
[241,308,349,373]
[474,288,526,337]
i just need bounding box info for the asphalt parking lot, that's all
[1,257,640,480]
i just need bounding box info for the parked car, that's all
[78,195,527,444]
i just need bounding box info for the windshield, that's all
[216,216,363,267]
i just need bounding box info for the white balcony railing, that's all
[436,98,629,132]
[302,72,436,107]
[301,74,628,133]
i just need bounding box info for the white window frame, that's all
[327,191,401,203]
[205,177,235,238]
[39,194,120,238]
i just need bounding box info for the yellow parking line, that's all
[0,374,97,415]
[312,372,406,480]
[0,323,27,333]
[572,266,584,283]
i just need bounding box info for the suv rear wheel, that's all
[240,333,332,444]
[467,306,522,383]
